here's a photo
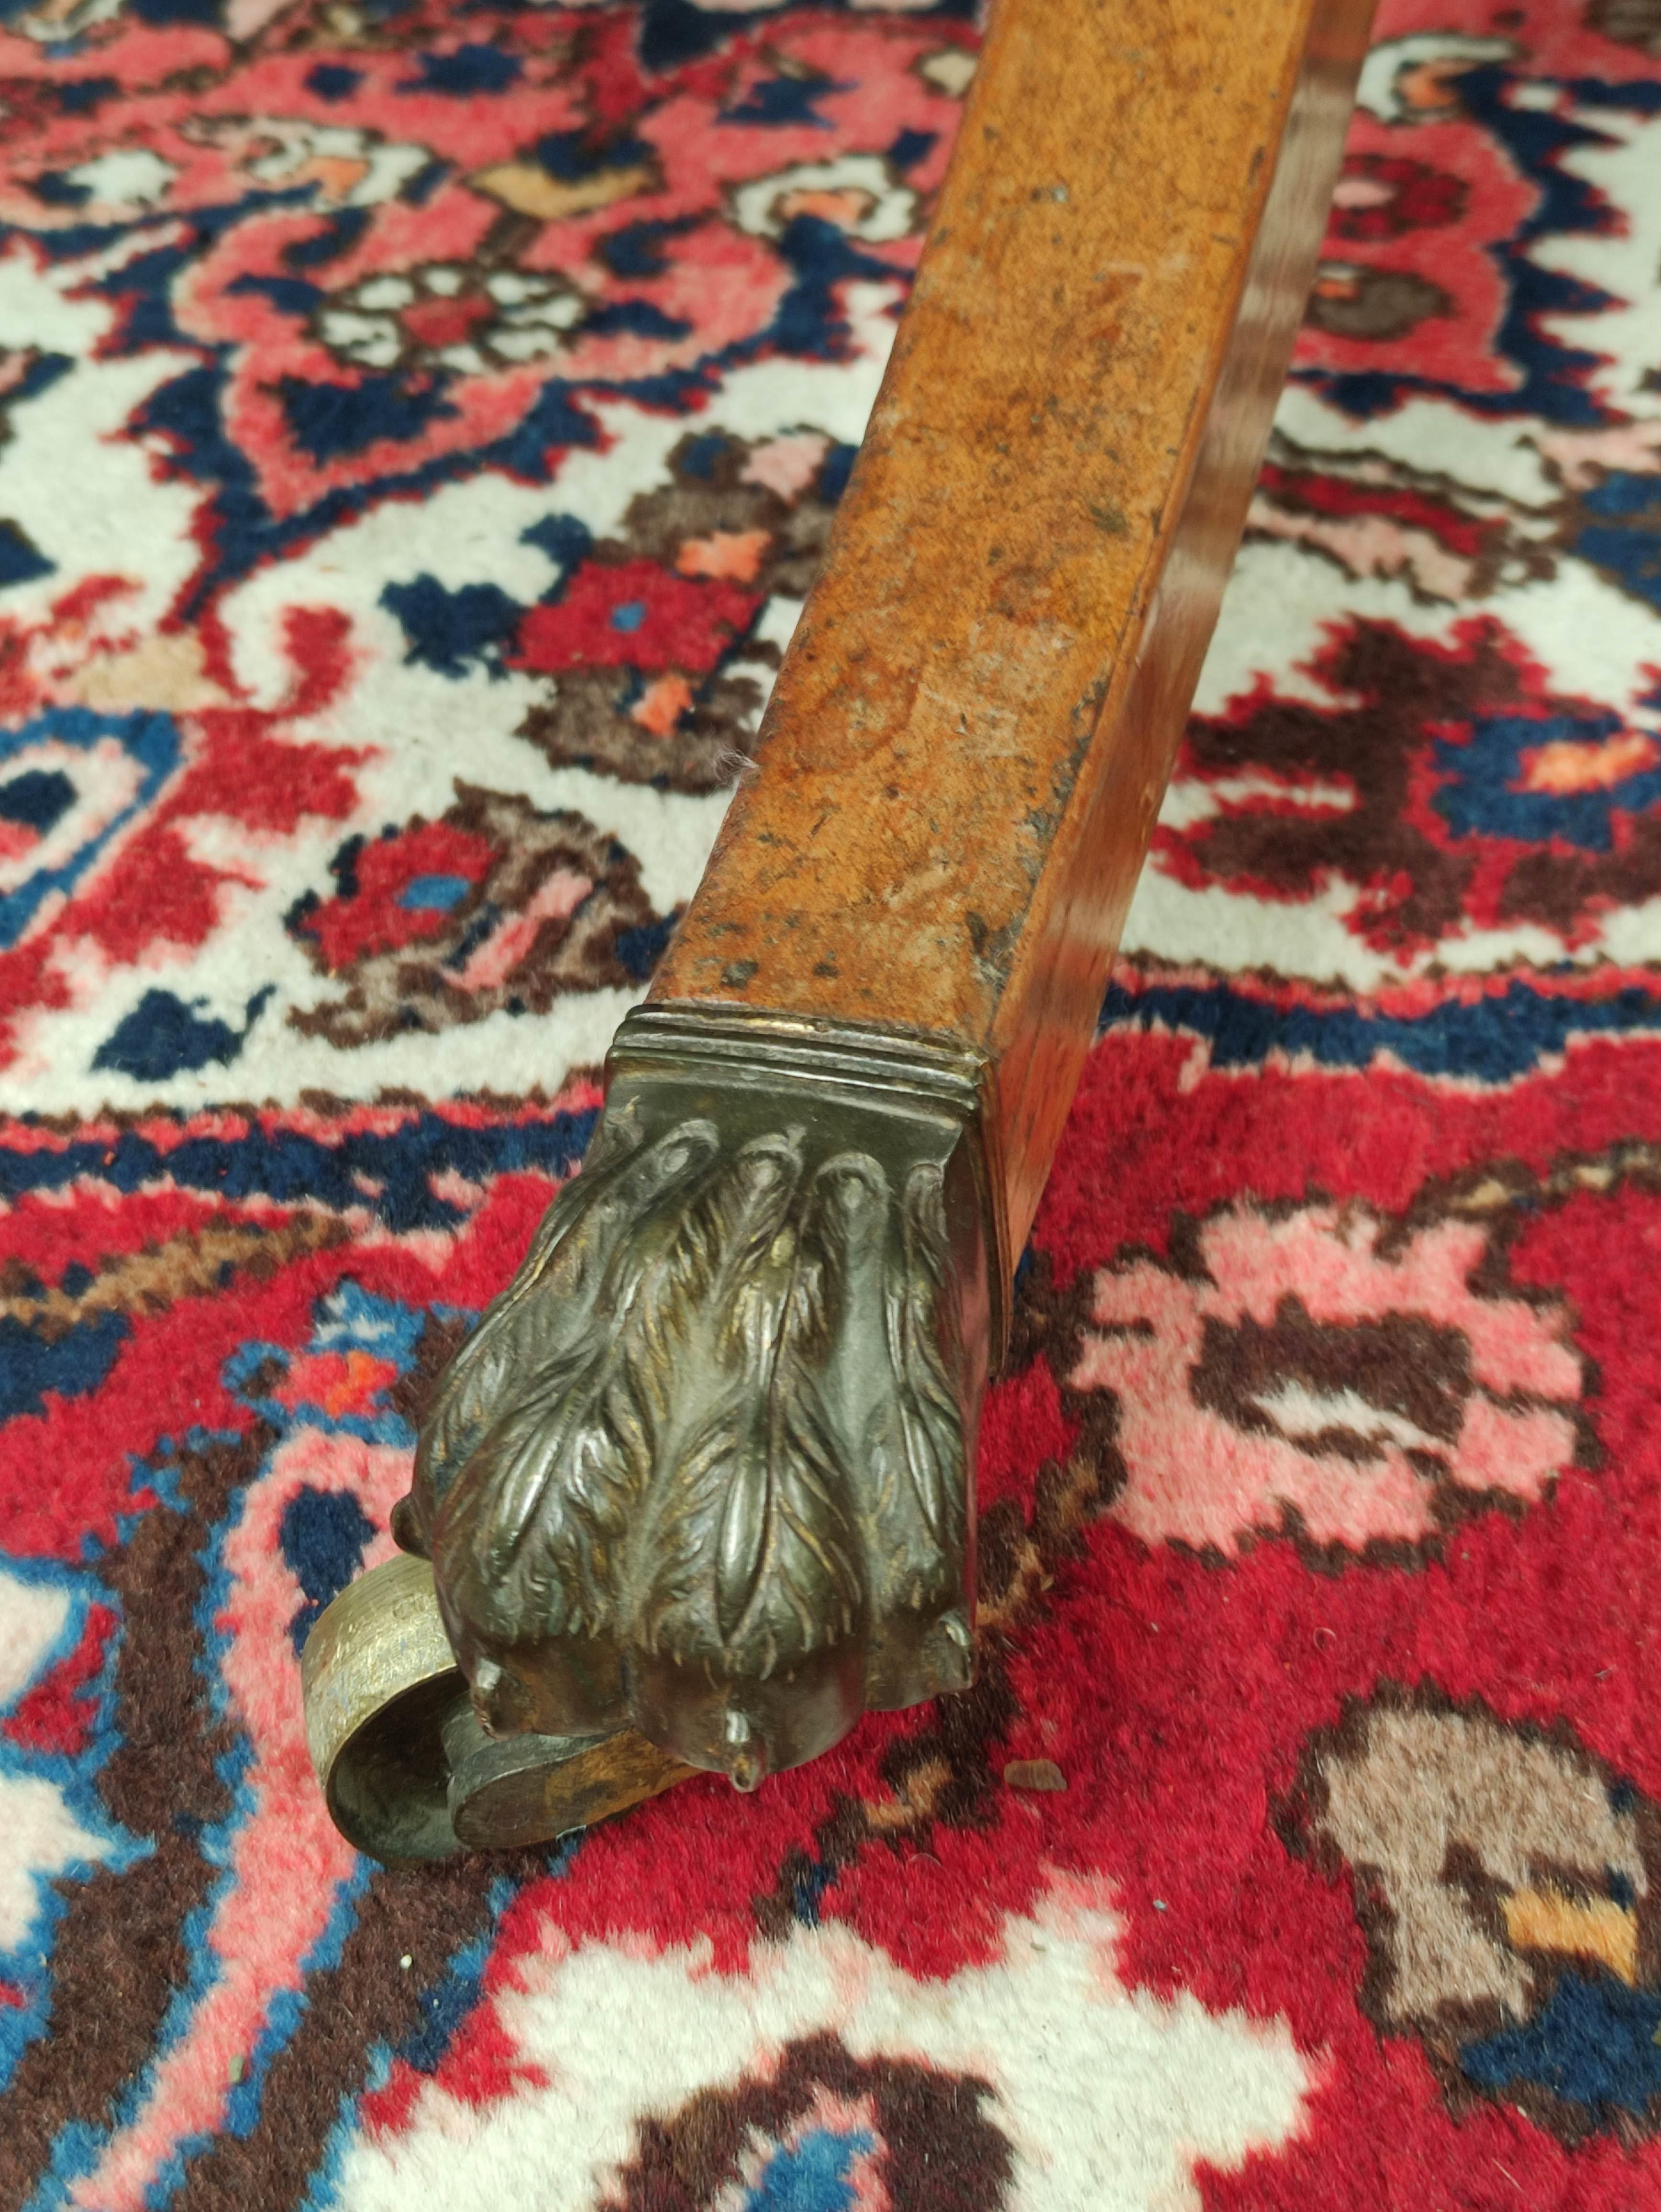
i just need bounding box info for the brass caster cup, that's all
[301,1554,690,1865]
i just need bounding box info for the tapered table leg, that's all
[307,0,1376,1853]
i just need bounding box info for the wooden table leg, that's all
[306,0,1377,1850]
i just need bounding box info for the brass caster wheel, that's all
[442,1700,690,1852]
[301,1554,689,1865]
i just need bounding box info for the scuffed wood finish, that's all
[653,0,1376,1259]
[304,0,1385,1836]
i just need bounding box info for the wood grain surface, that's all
[652,0,1376,1255]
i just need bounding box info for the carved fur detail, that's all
[408,1111,974,1783]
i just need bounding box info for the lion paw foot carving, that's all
[400,1016,993,1786]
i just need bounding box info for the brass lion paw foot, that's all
[300,0,1369,1854]
[397,1008,997,1790]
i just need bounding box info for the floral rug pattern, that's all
[3,0,1661,2205]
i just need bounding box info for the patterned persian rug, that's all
[1,0,1660,2202]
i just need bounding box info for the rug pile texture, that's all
[1,0,1660,2203]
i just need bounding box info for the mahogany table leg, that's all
[305,0,1376,1855]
